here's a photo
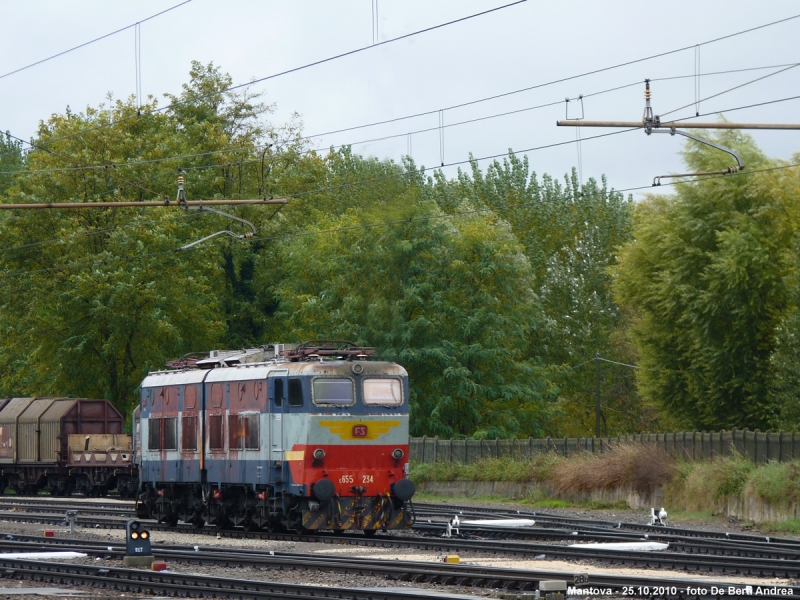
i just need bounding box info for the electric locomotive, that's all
[134,341,415,533]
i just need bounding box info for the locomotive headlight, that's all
[313,448,325,460]
[392,448,404,460]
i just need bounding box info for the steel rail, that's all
[414,522,800,560]
[414,503,800,543]
[1,510,799,577]
[0,535,796,598]
[0,557,465,600]
[5,501,800,561]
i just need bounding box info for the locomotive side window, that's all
[363,378,403,406]
[209,415,224,450]
[184,386,197,410]
[274,379,284,407]
[228,414,260,450]
[163,417,178,450]
[148,418,161,450]
[243,414,259,449]
[211,383,224,409]
[288,378,303,406]
[181,416,197,451]
[312,378,354,406]
[228,414,242,449]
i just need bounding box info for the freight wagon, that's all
[0,398,136,497]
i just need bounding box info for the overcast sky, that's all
[2,0,799,197]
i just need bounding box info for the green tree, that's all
[613,132,796,430]
[429,153,642,435]
[0,132,24,196]
[264,151,556,438]
[0,63,292,413]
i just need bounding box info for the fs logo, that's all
[352,425,368,438]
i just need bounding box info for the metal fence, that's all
[409,430,800,464]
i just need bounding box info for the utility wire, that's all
[4,61,795,166]
[6,159,799,280]
[298,18,800,139]
[6,59,799,177]
[5,92,800,253]
[660,63,800,118]
[13,1,526,151]
[132,92,800,181]
[0,1,192,81]
[9,11,798,156]
[3,159,799,280]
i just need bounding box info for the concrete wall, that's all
[417,480,794,523]
[416,480,664,510]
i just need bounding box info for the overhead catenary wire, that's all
[4,159,799,281]
[8,0,527,153]
[5,89,800,250]
[0,1,192,81]
[5,60,800,177]
[7,11,798,158]
[659,62,800,118]
[5,89,798,225]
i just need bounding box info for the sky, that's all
[2,0,799,197]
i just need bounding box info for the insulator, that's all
[645,89,651,100]
[178,175,185,185]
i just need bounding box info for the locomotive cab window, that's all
[288,378,303,407]
[312,378,354,406]
[363,378,403,406]
[274,379,283,407]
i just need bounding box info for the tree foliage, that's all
[1,62,642,437]
[614,132,800,430]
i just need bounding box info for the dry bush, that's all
[550,443,675,495]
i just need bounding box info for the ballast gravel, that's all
[0,499,795,599]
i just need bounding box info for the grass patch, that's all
[410,453,559,484]
[412,444,800,524]
[759,519,800,534]
[524,498,576,508]
[666,455,754,510]
[747,461,800,506]
[551,443,675,494]
[664,509,715,521]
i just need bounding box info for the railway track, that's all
[0,533,796,598]
[0,497,133,518]
[414,502,792,543]
[2,509,800,578]
[0,556,472,600]
[10,500,797,564]
[414,521,800,560]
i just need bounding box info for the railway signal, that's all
[123,519,154,568]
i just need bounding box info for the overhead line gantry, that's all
[557,80,800,185]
